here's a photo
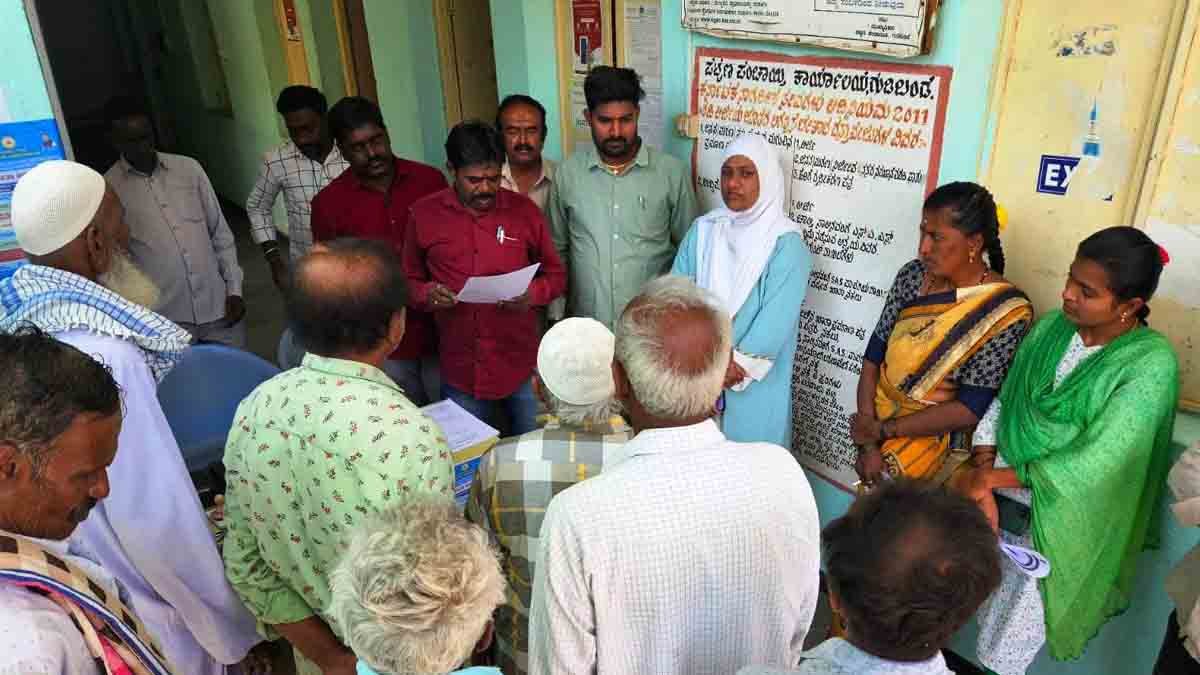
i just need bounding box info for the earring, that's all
[1121,313,1129,323]
[969,250,976,263]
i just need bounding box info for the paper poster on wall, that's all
[0,118,65,275]
[691,48,951,489]
[683,0,937,58]
[623,1,664,149]
[573,0,605,73]
[560,0,614,155]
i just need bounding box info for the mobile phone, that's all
[996,493,1031,537]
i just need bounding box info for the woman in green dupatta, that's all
[955,227,1178,674]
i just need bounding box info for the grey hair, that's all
[543,387,622,427]
[614,275,732,420]
[327,497,506,675]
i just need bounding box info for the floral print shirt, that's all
[222,353,453,631]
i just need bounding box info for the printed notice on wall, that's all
[691,48,951,489]
[683,1,936,58]
[624,1,664,149]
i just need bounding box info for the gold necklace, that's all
[601,157,635,175]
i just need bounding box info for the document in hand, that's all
[456,263,541,303]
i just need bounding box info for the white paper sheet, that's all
[731,350,773,392]
[455,263,541,304]
[420,399,500,452]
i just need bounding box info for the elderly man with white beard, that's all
[0,160,264,674]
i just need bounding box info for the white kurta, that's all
[56,330,260,675]
[529,420,821,675]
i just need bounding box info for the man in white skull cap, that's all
[465,317,631,675]
[0,160,263,674]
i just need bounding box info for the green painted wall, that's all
[362,0,448,169]
[1,0,56,123]
[306,0,347,103]
[490,0,562,161]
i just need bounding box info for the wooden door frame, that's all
[433,0,464,125]
[333,0,379,102]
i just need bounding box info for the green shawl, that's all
[997,310,1179,660]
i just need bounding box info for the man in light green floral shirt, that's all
[222,239,453,675]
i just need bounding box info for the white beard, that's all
[99,249,161,311]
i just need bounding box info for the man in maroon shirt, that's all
[307,96,446,404]
[405,121,566,434]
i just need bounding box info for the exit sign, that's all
[1037,155,1081,196]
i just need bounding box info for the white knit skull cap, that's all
[537,317,616,406]
[12,160,107,256]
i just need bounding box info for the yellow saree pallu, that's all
[874,283,1033,482]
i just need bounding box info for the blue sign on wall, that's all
[1036,154,1081,196]
[0,118,66,279]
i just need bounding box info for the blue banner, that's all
[0,118,66,279]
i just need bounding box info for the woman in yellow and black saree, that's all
[850,183,1033,489]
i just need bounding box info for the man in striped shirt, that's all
[245,86,349,290]
[466,317,631,675]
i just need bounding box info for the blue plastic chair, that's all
[157,344,281,473]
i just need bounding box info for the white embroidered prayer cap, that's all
[537,317,616,405]
[12,160,107,256]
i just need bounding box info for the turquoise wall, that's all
[362,0,447,168]
[491,0,563,161]
[1,0,55,123]
[490,1,1200,672]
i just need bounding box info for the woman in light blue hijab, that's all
[673,134,812,448]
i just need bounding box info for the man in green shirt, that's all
[548,66,697,328]
[222,239,453,675]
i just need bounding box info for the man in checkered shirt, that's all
[466,317,632,675]
[245,86,349,290]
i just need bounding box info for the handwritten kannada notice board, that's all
[691,48,951,489]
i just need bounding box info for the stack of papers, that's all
[421,400,501,509]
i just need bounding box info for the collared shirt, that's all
[501,158,556,211]
[404,188,567,399]
[465,415,632,675]
[548,144,696,328]
[738,639,954,675]
[222,353,454,632]
[105,153,244,326]
[58,330,260,675]
[528,420,821,675]
[245,140,350,261]
[310,157,447,361]
[223,353,451,629]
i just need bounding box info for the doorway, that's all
[32,0,162,172]
[434,0,499,126]
[332,0,379,103]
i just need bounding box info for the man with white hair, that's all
[529,275,821,675]
[329,496,506,675]
[466,317,631,675]
[0,160,262,674]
